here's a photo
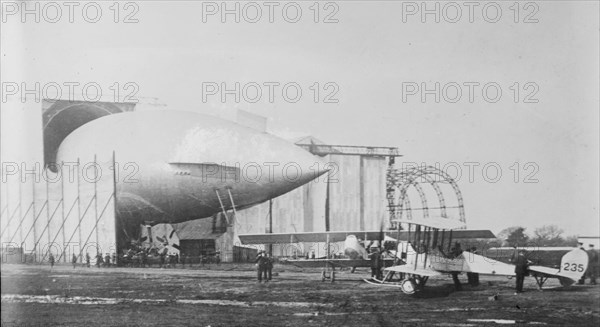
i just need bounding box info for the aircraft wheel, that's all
[400,279,417,295]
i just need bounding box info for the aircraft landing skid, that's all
[363,275,427,295]
[533,274,574,290]
[321,269,335,283]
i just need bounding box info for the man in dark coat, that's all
[466,247,480,286]
[49,253,55,268]
[255,251,268,283]
[72,254,78,268]
[450,243,463,291]
[369,248,384,280]
[513,250,529,293]
[578,242,586,284]
[586,244,598,285]
[96,253,103,267]
[264,254,273,281]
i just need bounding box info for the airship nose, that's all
[251,137,330,197]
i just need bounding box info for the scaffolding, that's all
[0,154,118,264]
[386,165,466,231]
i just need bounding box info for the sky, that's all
[1,0,599,236]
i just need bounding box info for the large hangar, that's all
[1,98,400,263]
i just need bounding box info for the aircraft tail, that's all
[557,248,588,282]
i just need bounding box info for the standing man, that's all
[49,253,55,268]
[513,250,529,293]
[72,254,78,268]
[265,253,273,281]
[85,253,91,268]
[255,251,267,283]
[96,253,103,267]
[104,253,111,267]
[578,242,586,284]
[466,247,480,287]
[587,244,598,285]
[368,247,384,280]
[450,243,463,291]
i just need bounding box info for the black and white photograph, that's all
[1,0,599,326]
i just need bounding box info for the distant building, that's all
[578,236,600,248]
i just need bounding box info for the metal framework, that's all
[387,165,466,230]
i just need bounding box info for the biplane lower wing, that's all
[384,264,443,277]
[457,252,516,276]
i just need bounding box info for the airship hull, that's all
[56,110,327,224]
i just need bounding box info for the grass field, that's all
[1,263,599,326]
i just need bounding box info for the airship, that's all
[54,110,328,227]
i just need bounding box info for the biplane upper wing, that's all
[238,231,384,244]
[238,229,495,245]
[395,216,467,230]
[282,258,395,269]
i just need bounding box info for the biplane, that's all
[238,226,495,282]
[367,217,589,294]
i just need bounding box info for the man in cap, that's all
[513,249,529,293]
[255,251,268,283]
[586,244,598,285]
[578,242,586,284]
[49,253,55,268]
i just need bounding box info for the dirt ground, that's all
[1,263,598,326]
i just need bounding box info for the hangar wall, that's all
[231,152,389,258]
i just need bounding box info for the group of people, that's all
[255,250,274,283]
[48,252,93,268]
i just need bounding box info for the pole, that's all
[93,154,99,262]
[60,162,66,261]
[268,199,273,256]
[76,158,82,263]
[112,151,119,265]
[31,173,37,260]
[325,174,330,232]
[18,181,22,246]
[46,172,51,249]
